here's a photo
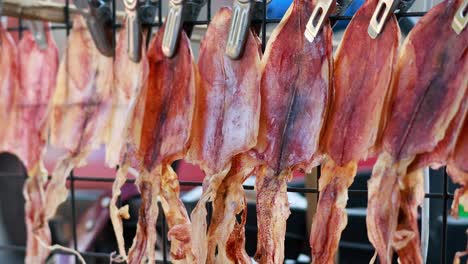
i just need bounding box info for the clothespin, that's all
[305,0,353,42]
[26,20,48,50]
[123,0,158,62]
[162,0,206,58]
[367,0,415,39]
[74,0,114,57]
[225,0,269,60]
[452,0,467,34]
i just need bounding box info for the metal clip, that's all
[452,0,467,34]
[226,0,254,59]
[74,0,114,57]
[124,0,158,62]
[305,0,335,42]
[225,0,269,59]
[26,20,48,50]
[162,0,205,58]
[305,0,353,42]
[367,0,400,39]
[124,0,142,62]
[162,0,185,57]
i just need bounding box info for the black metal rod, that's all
[207,0,212,22]
[441,168,449,264]
[261,0,267,52]
[112,0,117,50]
[161,209,168,263]
[159,0,163,26]
[69,169,79,258]
[0,172,455,198]
[64,1,78,261]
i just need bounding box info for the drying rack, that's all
[0,0,460,263]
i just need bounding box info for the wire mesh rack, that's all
[0,0,463,263]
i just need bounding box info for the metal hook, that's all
[452,0,467,34]
[305,0,353,42]
[162,0,206,58]
[225,0,269,60]
[26,20,48,50]
[74,0,114,57]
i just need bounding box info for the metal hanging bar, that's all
[1,0,125,24]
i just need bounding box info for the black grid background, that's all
[0,0,459,263]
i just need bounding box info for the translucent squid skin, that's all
[9,25,59,264]
[126,22,198,263]
[309,0,400,262]
[253,0,333,263]
[107,23,149,260]
[367,0,468,263]
[188,7,262,264]
[0,25,19,150]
